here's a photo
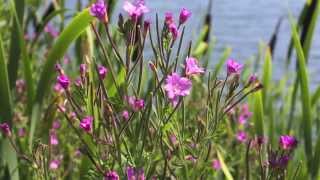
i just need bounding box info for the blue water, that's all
[65,0,320,86]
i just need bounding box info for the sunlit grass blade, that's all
[35,8,94,104]
[302,0,320,61]
[0,36,13,121]
[29,9,93,149]
[253,91,264,136]
[7,0,24,89]
[0,35,19,180]
[311,86,320,106]
[216,148,234,180]
[289,14,312,170]
[262,47,272,106]
[10,0,34,113]
[312,135,320,178]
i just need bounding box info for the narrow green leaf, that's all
[216,148,234,180]
[1,140,19,180]
[312,135,320,178]
[35,9,94,104]
[11,0,34,114]
[290,15,313,169]
[7,0,24,89]
[311,86,320,106]
[302,0,320,61]
[29,9,94,149]
[261,48,272,105]
[0,36,13,120]
[253,91,264,136]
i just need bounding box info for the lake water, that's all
[67,0,320,86]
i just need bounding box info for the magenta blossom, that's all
[185,155,197,164]
[185,57,205,76]
[238,104,253,125]
[248,74,258,84]
[18,128,26,137]
[226,59,243,75]
[164,73,192,106]
[44,24,59,38]
[49,159,60,170]
[179,8,192,25]
[236,131,247,143]
[127,96,145,111]
[127,166,145,180]
[0,122,11,137]
[104,171,119,180]
[80,116,93,133]
[123,0,149,21]
[168,23,179,40]
[90,0,107,21]
[50,130,59,146]
[121,110,130,121]
[52,120,61,129]
[57,74,70,89]
[165,12,174,25]
[53,82,64,94]
[80,64,87,76]
[279,135,298,150]
[212,159,221,170]
[98,65,108,79]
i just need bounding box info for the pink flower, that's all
[44,24,59,37]
[104,171,119,180]
[127,96,145,111]
[248,74,258,84]
[168,23,179,40]
[165,12,174,25]
[121,110,130,121]
[185,155,197,164]
[123,0,149,21]
[75,77,82,87]
[18,128,26,137]
[238,104,252,125]
[50,130,59,146]
[80,116,93,133]
[90,0,107,21]
[170,134,178,146]
[236,131,247,143]
[179,8,192,25]
[226,59,243,75]
[143,20,151,34]
[212,159,221,170]
[80,64,87,76]
[279,135,298,150]
[49,159,60,170]
[52,120,61,129]
[164,73,192,105]
[53,83,64,94]
[55,63,62,73]
[185,57,205,76]
[126,166,145,180]
[15,79,26,94]
[57,74,70,89]
[98,65,108,79]
[0,122,11,137]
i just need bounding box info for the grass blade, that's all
[0,34,19,180]
[311,86,320,106]
[7,0,24,89]
[289,14,313,170]
[253,91,264,136]
[216,148,234,180]
[35,8,94,104]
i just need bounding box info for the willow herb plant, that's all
[0,0,305,179]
